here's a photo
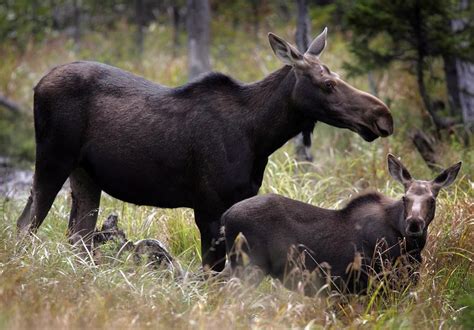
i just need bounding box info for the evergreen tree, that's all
[343,0,474,131]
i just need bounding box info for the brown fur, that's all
[223,155,461,293]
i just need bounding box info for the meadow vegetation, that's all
[0,18,473,329]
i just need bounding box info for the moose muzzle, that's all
[405,217,425,237]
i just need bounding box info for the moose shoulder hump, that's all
[340,191,394,219]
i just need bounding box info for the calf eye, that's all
[428,196,436,206]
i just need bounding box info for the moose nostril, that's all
[372,104,394,136]
[378,126,390,137]
[374,118,393,137]
[408,222,419,233]
[406,218,424,236]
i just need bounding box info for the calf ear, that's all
[387,154,412,188]
[268,33,304,66]
[431,162,462,194]
[305,27,328,57]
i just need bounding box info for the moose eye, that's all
[325,80,336,91]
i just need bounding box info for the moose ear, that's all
[268,33,304,66]
[387,154,412,188]
[306,27,328,57]
[431,162,462,194]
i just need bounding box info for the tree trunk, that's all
[187,0,211,80]
[455,59,474,129]
[295,0,311,52]
[171,4,182,53]
[415,55,454,135]
[250,0,261,36]
[135,0,145,55]
[443,55,462,117]
[294,0,313,162]
[413,0,444,135]
[449,0,474,130]
[72,0,81,51]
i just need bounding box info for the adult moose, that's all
[17,28,393,272]
[223,155,461,293]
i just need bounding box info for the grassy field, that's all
[0,21,473,329]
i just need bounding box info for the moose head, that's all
[268,28,393,141]
[387,154,462,237]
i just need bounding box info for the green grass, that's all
[0,20,473,329]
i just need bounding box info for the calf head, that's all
[268,28,393,141]
[387,154,462,237]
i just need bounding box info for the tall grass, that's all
[1,141,472,328]
[0,20,473,329]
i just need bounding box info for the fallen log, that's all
[93,213,183,276]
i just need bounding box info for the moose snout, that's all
[373,107,393,137]
[405,217,425,237]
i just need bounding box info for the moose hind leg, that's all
[68,168,101,249]
[17,158,73,234]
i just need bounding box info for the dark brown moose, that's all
[223,154,461,293]
[17,28,393,272]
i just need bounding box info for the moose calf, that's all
[223,154,461,294]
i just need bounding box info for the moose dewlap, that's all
[223,154,461,294]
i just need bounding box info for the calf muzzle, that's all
[405,217,425,237]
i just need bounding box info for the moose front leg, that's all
[195,210,226,273]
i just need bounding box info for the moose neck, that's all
[243,66,313,157]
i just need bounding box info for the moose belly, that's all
[80,146,193,208]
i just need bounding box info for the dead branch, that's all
[0,94,24,115]
[410,129,440,171]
